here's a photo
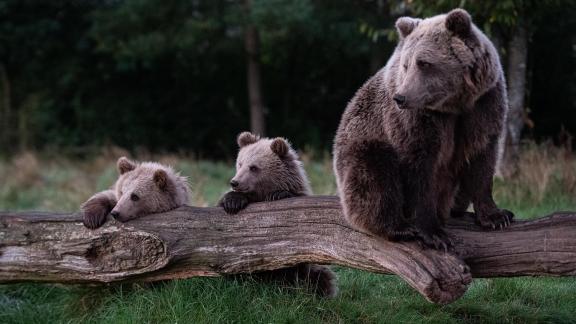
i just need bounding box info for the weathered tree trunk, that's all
[503,20,529,175]
[244,0,266,136]
[1,196,575,304]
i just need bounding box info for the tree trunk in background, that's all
[0,63,11,153]
[244,0,266,136]
[489,30,507,178]
[503,21,529,176]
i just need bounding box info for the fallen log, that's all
[0,196,575,305]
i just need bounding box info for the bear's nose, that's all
[110,211,120,220]
[230,180,239,188]
[393,94,406,105]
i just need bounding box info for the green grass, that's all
[1,151,575,324]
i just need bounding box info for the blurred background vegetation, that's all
[0,0,574,162]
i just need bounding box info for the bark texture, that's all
[1,196,575,305]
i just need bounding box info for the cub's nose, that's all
[110,211,120,220]
[230,180,239,188]
[393,94,406,105]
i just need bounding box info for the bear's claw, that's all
[220,191,249,214]
[477,208,514,230]
[385,225,453,252]
[414,228,454,252]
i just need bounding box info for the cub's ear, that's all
[153,169,168,191]
[270,138,289,158]
[445,8,471,38]
[395,17,421,38]
[117,157,136,175]
[237,131,259,148]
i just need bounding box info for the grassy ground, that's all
[1,146,575,324]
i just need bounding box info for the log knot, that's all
[84,231,166,274]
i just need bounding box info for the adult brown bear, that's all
[333,9,513,250]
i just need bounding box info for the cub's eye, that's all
[403,64,408,70]
[130,193,140,202]
[249,165,259,172]
[417,60,432,69]
[238,162,243,168]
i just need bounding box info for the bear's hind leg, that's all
[254,264,338,298]
[336,140,416,241]
[449,189,474,218]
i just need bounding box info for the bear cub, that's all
[82,157,189,229]
[219,132,337,298]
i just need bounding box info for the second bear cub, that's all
[219,132,337,298]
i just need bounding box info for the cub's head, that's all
[229,132,310,199]
[392,9,498,113]
[111,157,189,222]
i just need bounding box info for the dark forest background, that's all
[0,0,574,159]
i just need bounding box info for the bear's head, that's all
[111,157,189,222]
[228,132,310,199]
[392,9,498,113]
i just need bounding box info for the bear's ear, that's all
[237,131,259,148]
[445,8,472,38]
[270,138,289,158]
[153,169,169,191]
[117,157,136,175]
[395,17,421,38]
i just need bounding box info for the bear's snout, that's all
[230,180,239,188]
[110,211,120,220]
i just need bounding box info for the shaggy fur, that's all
[333,9,514,250]
[219,132,337,298]
[82,157,189,229]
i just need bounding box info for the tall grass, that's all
[1,144,575,323]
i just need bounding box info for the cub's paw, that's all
[265,190,296,202]
[414,227,454,252]
[219,192,249,214]
[81,198,112,229]
[477,209,514,230]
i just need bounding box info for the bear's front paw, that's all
[81,199,112,229]
[477,209,514,230]
[265,190,295,202]
[414,227,454,252]
[384,225,419,242]
[219,192,249,214]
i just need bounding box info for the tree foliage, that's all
[0,0,573,157]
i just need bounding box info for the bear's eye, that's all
[249,165,259,172]
[130,193,140,202]
[403,64,408,70]
[417,60,432,69]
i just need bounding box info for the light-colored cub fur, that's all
[218,132,338,298]
[82,157,189,229]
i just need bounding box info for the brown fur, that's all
[82,157,189,229]
[333,9,514,250]
[219,132,337,298]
